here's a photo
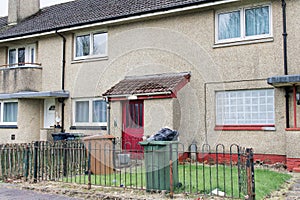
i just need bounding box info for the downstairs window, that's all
[215,89,274,129]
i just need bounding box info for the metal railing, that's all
[0,140,255,199]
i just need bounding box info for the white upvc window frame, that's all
[74,31,108,60]
[72,98,107,127]
[0,100,18,125]
[215,3,272,44]
[7,44,36,67]
[215,89,275,126]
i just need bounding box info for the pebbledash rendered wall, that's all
[0,0,299,167]
[62,0,297,165]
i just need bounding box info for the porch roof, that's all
[0,90,69,99]
[267,75,300,87]
[103,72,191,99]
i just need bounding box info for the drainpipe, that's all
[282,0,290,128]
[105,97,111,135]
[56,31,66,132]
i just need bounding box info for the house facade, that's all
[0,0,299,171]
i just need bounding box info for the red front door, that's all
[122,100,144,155]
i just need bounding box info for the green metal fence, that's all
[0,140,255,199]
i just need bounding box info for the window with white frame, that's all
[0,100,18,125]
[216,89,274,126]
[74,32,107,59]
[8,44,36,67]
[73,98,107,126]
[216,4,271,43]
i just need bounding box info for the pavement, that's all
[0,183,80,200]
[286,173,300,200]
[0,173,299,200]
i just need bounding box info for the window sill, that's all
[0,125,18,129]
[71,56,108,64]
[215,125,275,131]
[286,128,300,131]
[70,126,107,130]
[213,37,274,48]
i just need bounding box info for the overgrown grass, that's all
[254,168,291,200]
[62,164,291,199]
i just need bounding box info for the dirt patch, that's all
[1,180,232,200]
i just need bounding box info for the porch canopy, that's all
[267,74,300,87]
[268,74,300,130]
[0,90,69,99]
[103,72,191,100]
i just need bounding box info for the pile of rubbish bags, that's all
[147,128,179,141]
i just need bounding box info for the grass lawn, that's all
[254,168,291,199]
[63,164,291,199]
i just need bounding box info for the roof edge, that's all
[0,0,239,42]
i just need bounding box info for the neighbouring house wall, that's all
[0,67,42,93]
[0,99,41,143]
[17,99,42,142]
[0,47,6,64]
[39,35,65,92]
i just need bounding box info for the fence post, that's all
[63,142,67,177]
[33,141,39,183]
[246,148,255,200]
[87,141,91,190]
[24,145,30,181]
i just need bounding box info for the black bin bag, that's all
[147,128,179,141]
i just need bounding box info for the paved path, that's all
[0,183,80,200]
[286,173,300,200]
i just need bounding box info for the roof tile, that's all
[0,0,215,40]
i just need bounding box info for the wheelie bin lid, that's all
[139,141,179,146]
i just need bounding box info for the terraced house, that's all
[0,0,299,171]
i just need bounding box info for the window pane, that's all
[9,49,16,65]
[92,100,107,123]
[75,101,89,122]
[93,33,107,55]
[4,102,18,122]
[18,48,25,66]
[76,35,90,57]
[216,89,274,125]
[31,48,35,63]
[218,11,240,40]
[245,6,269,36]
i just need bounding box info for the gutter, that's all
[104,91,172,99]
[56,31,67,133]
[0,0,239,43]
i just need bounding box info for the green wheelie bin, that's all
[139,141,179,191]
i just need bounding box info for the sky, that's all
[0,0,74,17]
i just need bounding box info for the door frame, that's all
[44,98,56,128]
[122,100,144,153]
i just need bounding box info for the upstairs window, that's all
[8,44,36,67]
[75,32,107,59]
[73,98,107,127]
[216,4,271,43]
